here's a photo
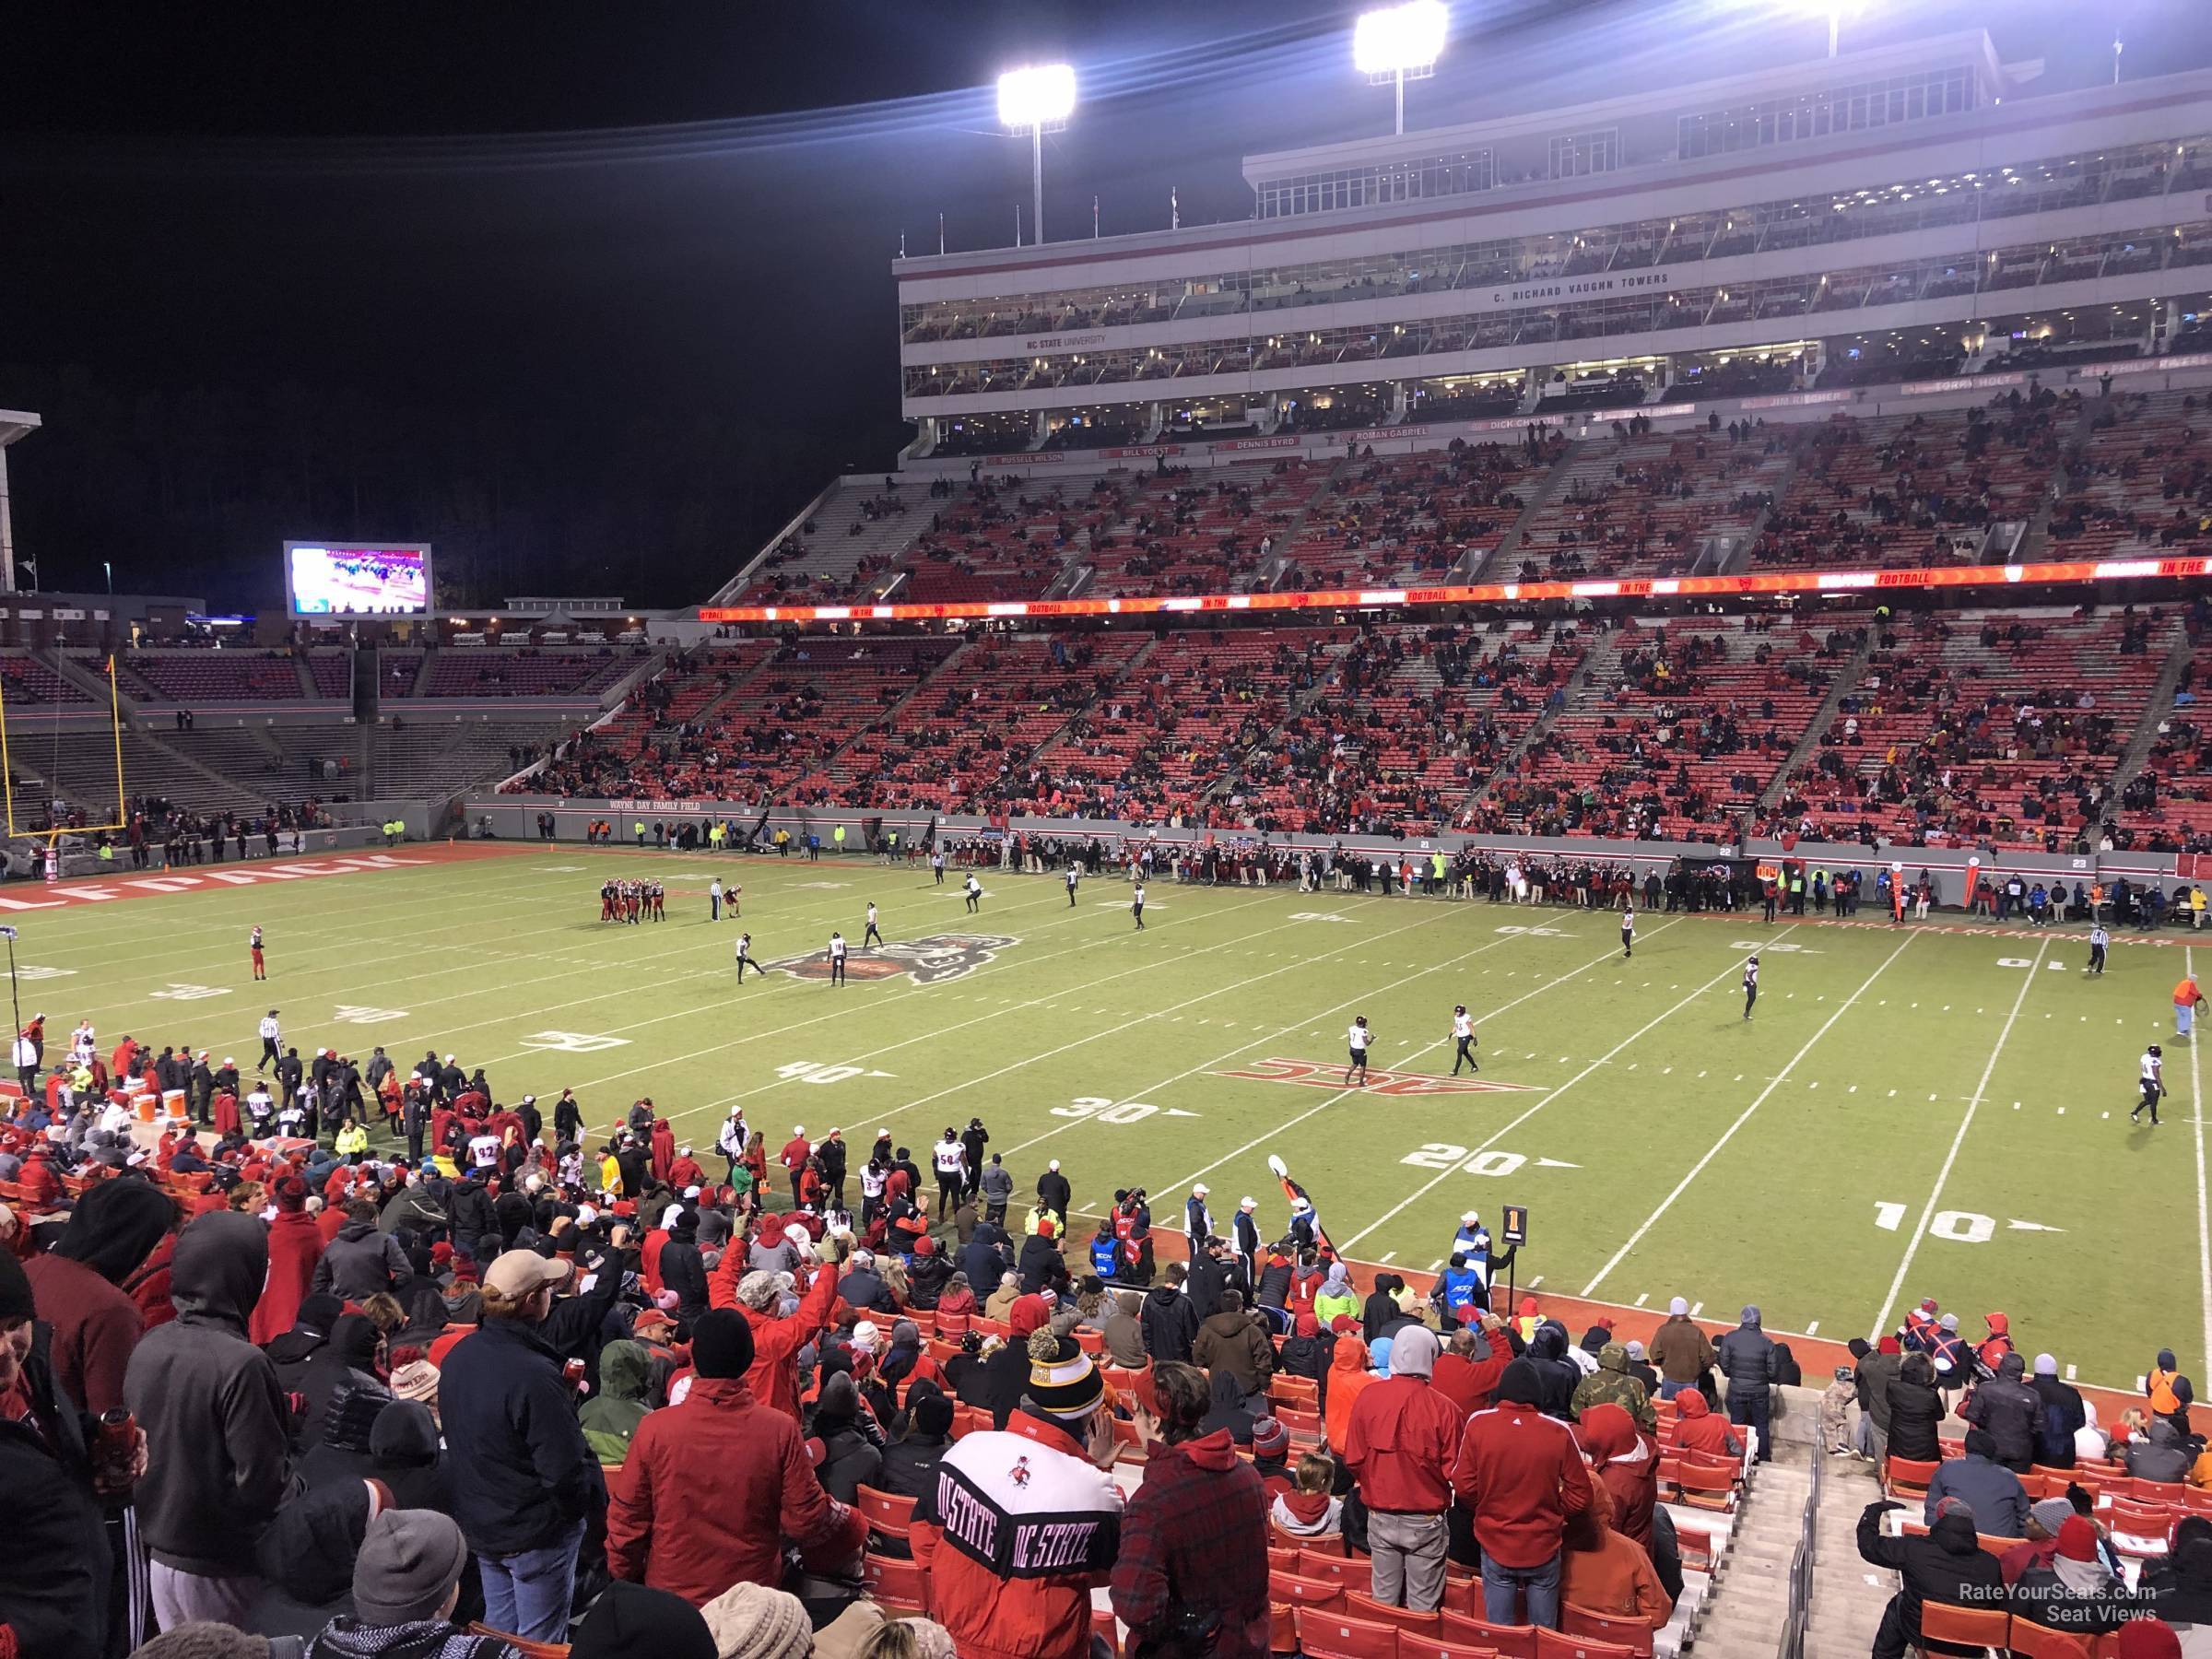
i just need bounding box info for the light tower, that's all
[1354,1,1449,136]
[997,64,1077,246]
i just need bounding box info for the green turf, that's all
[34,846,2206,1392]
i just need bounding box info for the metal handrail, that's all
[1776,1450,1824,1659]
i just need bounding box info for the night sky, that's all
[1,1,2202,609]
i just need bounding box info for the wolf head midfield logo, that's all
[763,933,1018,984]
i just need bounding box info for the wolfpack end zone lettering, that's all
[0,853,430,912]
[1218,1056,1539,1096]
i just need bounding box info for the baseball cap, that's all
[485,1250,572,1298]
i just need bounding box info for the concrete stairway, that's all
[1467,441,1581,582]
[2102,629,2200,810]
[1757,629,1880,816]
[1802,1451,1891,1659]
[1686,1440,1815,1659]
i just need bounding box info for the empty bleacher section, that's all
[1771,609,2180,850]
[83,649,319,705]
[1019,628,1352,824]
[304,649,353,701]
[0,652,93,707]
[413,646,642,700]
[1235,624,1583,835]
[2044,388,2212,559]
[1509,425,1790,582]
[1496,618,1842,841]
[368,719,574,801]
[1081,461,1332,596]
[2110,640,2212,852]
[716,479,928,606]
[850,633,1151,811]
[898,479,1088,603]
[1288,441,1549,585]
[1751,399,2068,571]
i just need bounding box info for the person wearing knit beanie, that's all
[347,1508,472,1628]
[699,1581,811,1659]
[1252,1415,1291,1460]
[571,1582,716,1659]
[690,1309,757,1381]
[1023,1329,1105,1424]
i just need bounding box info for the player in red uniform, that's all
[250,924,266,981]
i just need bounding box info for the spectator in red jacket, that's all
[705,1245,841,1421]
[1450,1356,1594,1629]
[1112,1360,1271,1659]
[606,1308,865,1605]
[24,1174,176,1413]
[1666,1389,1744,1460]
[1434,1316,1514,1418]
[1577,1402,1659,1555]
[1343,1325,1464,1612]
[250,1172,325,1346]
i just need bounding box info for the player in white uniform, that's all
[2135,1045,2166,1125]
[828,931,849,987]
[1451,1005,1478,1075]
[735,931,758,983]
[1065,865,1081,907]
[1620,904,1635,959]
[1132,882,1147,930]
[863,902,884,948]
[258,1009,283,1073]
[2087,924,2110,976]
[1345,1016,1372,1086]
[1743,955,1759,1021]
[964,874,982,913]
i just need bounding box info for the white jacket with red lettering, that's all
[909,1412,1122,1659]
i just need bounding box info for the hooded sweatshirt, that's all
[1577,1402,1659,1552]
[1324,1326,1377,1451]
[124,1210,294,1576]
[1666,1389,1743,1460]
[582,1339,654,1463]
[1449,1358,1594,1568]
[26,1176,175,1414]
[1101,1292,1147,1371]
[1342,1330,1462,1515]
[1312,1265,1359,1328]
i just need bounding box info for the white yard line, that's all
[550,888,1296,1097]
[1584,930,1917,1300]
[977,911,1583,1168]
[1865,935,2048,1339]
[1341,925,1763,1254]
[797,898,1466,1137]
[2192,945,2211,1380]
[1063,921,1682,1198]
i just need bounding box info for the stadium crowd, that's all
[3,1027,2210,1659]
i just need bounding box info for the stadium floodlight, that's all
[1354,0,1448,135]
[998,64,1077,245]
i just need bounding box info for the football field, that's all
[22,841,2204,1393]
